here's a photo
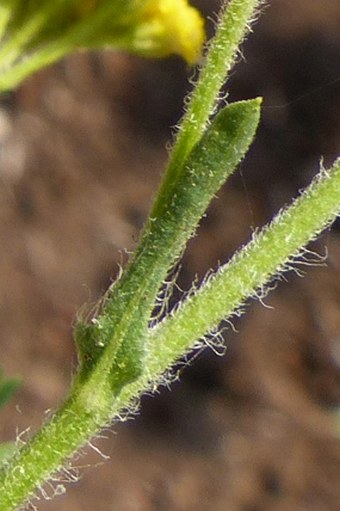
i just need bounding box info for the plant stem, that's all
[113,159,340,410]
[1,159,339,510]
[1,2,338,510]
[0,392,111,511]
[147,158,340,375]
[0,40,263,511]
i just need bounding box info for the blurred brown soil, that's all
[0,1,340,510]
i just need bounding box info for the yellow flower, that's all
[8,1,205,67]
[134,0,205,64]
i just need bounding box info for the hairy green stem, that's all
[0,2,265,505]
[1,1,338,510]
[115,158,340,409]
[0,393,111,510]
[2,158,338,511]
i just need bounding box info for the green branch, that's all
[0,1,339,510]
[144,158,340,373]
[108,159,340,413]
[0,2,265,508]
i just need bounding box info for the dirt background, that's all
[0,0,340,509]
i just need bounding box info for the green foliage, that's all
[0,0,205,90]
[0,372,19,467]
[0,443,16,465]
[0,370,20,410]
[0,0,339,510]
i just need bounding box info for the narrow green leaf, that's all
[77,98,261,388]
[157,0,265,195]
[74,98,261,392]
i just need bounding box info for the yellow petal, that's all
[139,0,205,64]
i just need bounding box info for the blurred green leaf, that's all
[0,442,16,464]
[0,371,20,410]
